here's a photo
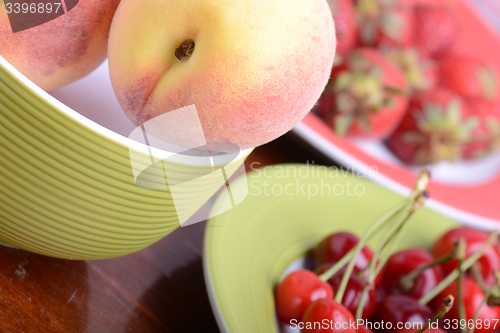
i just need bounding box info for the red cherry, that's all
[302,298,356,333]
[396,329,446,333]
[381,248,444,300]
[357,325,374,333]
[431,227,500,285]
[314,232,374,271]
[316,265,378,319]
[371,295,433,333]
[437,277,500,333]
[275,269,334,322]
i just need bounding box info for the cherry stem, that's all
[319,200,406,282]
[355,285,371,320]
[372,194,428,279]
[334,171,430,304]
[373,171,430,277]
[356,202,415,281]
[353,178,430,320]
[469,270,500,333]
[419,230,499,305]
[456,238,467,333]
[469,287,493,333]
[367,203,414,279]
[415,295,454,333]
[328,201,405,296]
[400,252,454,291]
[471,263,488,294]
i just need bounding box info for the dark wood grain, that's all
[0,134,334,333]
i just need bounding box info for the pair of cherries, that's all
[275,227,500,333]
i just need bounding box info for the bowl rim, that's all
[0,55,254,165]
[203,164,461,333]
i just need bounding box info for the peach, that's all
[108,0,336,149]
[0,0,120,91]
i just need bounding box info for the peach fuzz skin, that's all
[0,0,120,91]
[108,0,336,149]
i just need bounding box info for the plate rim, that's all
[203,163,463,333]
[292,118,500,229]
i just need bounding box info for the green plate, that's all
[204,164,459,333]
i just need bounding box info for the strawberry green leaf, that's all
[334,114,355,136]
[384,86,405,95]
[445,99,461,128]
[335,73,353,92]
[477,66,498,100]
[461,116,479,137]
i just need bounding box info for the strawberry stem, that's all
[419,230,499,305]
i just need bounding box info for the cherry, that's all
[275,269,334,322]
[316,265,377,319]
[302,298,356,333]
[436,277,500,333]
[381,248,444,300]
[396,329,446,333]
[314,232,374,271]
[357,325,374,333]
[432,227,500,285]
[371,295,433,333]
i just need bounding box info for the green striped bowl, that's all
[0,56,252,260]
[204,164,458,333]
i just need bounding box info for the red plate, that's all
[293,0,500,227]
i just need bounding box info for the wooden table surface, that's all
[0,134,332,333]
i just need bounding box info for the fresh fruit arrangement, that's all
[274,171,500,332]
[0,0,337,151]
[318,0,500,165]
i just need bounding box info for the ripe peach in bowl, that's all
[0,0,336,259]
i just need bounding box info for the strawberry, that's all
[386,88,479,165]
[327,0,358,61]
[439,56,499,101]
[354,0,414,48]
[384,48,438,93]
[463,98,500,160]
[319,48,408,139]
[413,5,459,59]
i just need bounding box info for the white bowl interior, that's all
[49,60,136,139]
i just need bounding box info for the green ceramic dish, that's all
[0,56,252,260]
[204,164,459,333]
